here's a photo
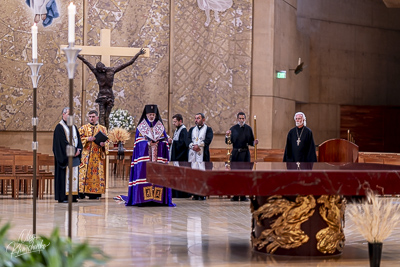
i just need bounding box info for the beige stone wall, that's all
[267,0,400,148]
[297,0,400,145]
[0,131,53,155]
[251,0,275,149]
[270,0,311,149]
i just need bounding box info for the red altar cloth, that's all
[146,162,400,196]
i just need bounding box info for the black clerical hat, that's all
[138,104,163,125]
[145,104,158,114]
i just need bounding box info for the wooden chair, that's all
[319,139,360,202]
[14,154,53,199]
[38,154,55,198]
[1,148,55,199]
[0,155,17,198]
[318,139,359,163]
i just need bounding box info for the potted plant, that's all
[0,222,108,266]
[348,190,400,267]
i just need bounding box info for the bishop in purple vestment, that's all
[116,104,175,206]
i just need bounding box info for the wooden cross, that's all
[61,29,149,66]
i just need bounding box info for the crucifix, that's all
[296,127,304,147]
[61,29,149,128]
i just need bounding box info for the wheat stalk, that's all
[348,190,400,243]
[108,127,131,143]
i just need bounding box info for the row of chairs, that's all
[0,146,54,199]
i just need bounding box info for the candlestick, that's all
[253,115,257,161]
[27,60,43,235]
[68,2,76,44]
[32,24,38,60]
[62,45,81,239]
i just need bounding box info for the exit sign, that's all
[276,71,286,79]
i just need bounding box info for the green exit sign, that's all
[276,71,286,79]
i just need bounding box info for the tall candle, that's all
[32,23,38,60]
[68,2,76,44]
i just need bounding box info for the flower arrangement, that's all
[109,108,135,131]
[108,127,131,143]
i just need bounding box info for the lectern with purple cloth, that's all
[146,161,400,256]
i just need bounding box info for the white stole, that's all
[59,120,79,194]
[191,162,205,170]
[188,125,208,162]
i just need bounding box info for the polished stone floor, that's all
[1,182,400,266]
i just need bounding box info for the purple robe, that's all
[117,119,175,206]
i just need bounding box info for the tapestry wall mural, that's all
[82,0,170,128]
[1,0,80,131]
[171,0,252,133]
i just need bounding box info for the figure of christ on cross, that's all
[77,48,146,128]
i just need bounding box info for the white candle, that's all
[68,2,76,44]
[32,23,38,60]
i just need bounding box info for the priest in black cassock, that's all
[225,112,259,162]
[52,107,83,203]
[168,113,191,198]
[169,114,189,161]
[225,111,259,201]
[283,112,317,162]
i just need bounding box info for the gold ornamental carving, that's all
[316,195,346,254]
[252,195,316,253]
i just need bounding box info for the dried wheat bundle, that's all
[108,127,131,143]
[348,190,400,243]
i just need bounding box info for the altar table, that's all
[146,161,400,256]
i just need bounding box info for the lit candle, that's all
[68,2,76,44]
[32,23,38,60]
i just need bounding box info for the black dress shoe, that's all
[240,196,249,202]
[230,196,239,201]
[59,199,78,203]
[191,195,199,200]
[199,196,206,200]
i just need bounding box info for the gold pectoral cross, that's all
[297,138,301,146]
